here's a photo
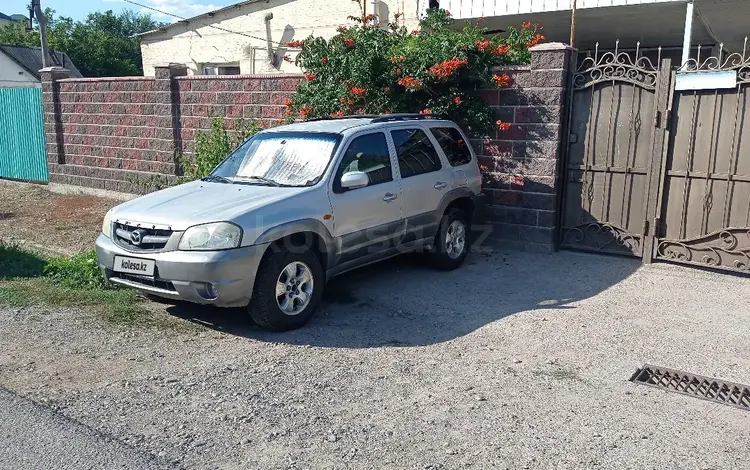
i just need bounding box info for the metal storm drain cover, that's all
[630,364,750,411]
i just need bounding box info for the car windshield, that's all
[210,132,340,187]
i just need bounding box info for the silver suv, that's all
[96,115,482,330]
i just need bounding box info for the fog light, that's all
[197,282,218,300]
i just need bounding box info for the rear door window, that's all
[390,128,442,179]
[430,127,472,167]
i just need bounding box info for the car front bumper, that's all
[95,234,269,307]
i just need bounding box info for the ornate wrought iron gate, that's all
[560,44,672,258]
[652,47,750,273]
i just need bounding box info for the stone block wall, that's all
[474,43,571,252]
[41,43,571,252]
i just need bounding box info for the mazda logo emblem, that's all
[130,229,144,245]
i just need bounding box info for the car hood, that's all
[112,180,308,230]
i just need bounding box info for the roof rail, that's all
[370,113,448,123]
[305,113,450,123]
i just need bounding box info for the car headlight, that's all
[101,209,114,238]
[178,222,242,251]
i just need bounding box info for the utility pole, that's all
[32,0,50,68]
[569,0,577,47]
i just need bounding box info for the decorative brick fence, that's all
[41,43,570,252]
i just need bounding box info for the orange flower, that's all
[364,14,377,22]
[384,110,391,114]
[496,120,512,131]
[477,17,485,23]
[495,44,511,55]
[522,21,533,29]
[394,12,403,19]
[343,37,355,47]
[475,39,490,52]
[411,30,420,35]
[331,110,344,117]
[420,108,431,115]
[350,86,366,95]
[453,96,462,104]
[390,55,406,63]
[305,73,317,81]
[445,10,451,16]
[299,105,313,120]
[526,34,546,47]
[283,99,293,107]
[397,75,424,90]
[283,40,304,48]
[320,56,328,64]
[339,97,347,104]
[493,73,512,88]
[337,26,349,33]
[282,55,292,63]
[427,57,469,79]
[395,67,402,74]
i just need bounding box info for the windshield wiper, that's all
[238,175,281,187]
[201,175,234,184]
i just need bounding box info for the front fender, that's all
[252,218,336,267]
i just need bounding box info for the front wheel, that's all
[248,247,324,331]
[428,208,469,270]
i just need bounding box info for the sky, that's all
[2,0,238,22]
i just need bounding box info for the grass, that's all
[0,241,181,329]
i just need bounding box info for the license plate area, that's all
[113,256,155,276]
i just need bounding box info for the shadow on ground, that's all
[165,247,640,348]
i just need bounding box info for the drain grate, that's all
[630,364,750,411]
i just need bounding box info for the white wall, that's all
[432,0,686,18]
[140,0,421,76]
[0,53,40,88]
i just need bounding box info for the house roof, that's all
[0,44,84,79]
[135,0,265,37]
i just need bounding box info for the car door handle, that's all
[434,181,448,190]
[382,192,398,202]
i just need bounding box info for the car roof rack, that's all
[305,113,449,123]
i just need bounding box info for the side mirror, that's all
[340,171,369,190]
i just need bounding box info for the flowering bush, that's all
[286,8,543,135]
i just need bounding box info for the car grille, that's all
[113,222,173,252]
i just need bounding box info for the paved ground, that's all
[1,250,749,469]
[0,387,173,470]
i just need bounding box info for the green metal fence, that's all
[0,87,49,183]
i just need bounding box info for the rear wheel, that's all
[428,208,469,270]
[248,247,324,331]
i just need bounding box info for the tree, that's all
[0,9,164,77]
[286,9,544,135]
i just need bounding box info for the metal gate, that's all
[653,48,750,273]
[0,87,49,183]
[560,44,671,258]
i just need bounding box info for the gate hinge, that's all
[654,111,662,128]
[642,219,650,236]
[653,217,661,236]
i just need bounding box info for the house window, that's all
[202,64,241,75]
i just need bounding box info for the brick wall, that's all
[42,64,300,194]
[41,43,571,252]
[475,43,571,252]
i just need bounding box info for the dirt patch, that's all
[0,181,118,255]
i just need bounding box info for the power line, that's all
[122,0,270,44]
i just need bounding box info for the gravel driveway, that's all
[1,250,748,469]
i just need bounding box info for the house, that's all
[439,0,749,65]
[137,0,427,76]
[0,45,83,88]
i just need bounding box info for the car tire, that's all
[248,246,324,331]
[429,208,470,271]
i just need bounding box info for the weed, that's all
[44,249,104,289]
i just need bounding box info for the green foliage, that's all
[289,8,544,135]
[178,117,263,181]
[44,249,104,289]
[0,9,164,77]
